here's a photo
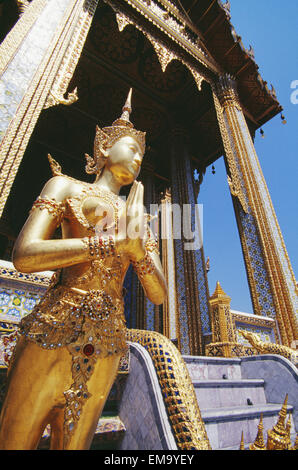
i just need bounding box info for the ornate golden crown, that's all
[94,88,146,160]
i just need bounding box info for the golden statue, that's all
[0,89,167,450]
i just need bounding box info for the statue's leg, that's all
[0,337,72,450]
[62,353,121,450]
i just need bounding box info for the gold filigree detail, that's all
[115,12,133,32]
[126,329,211,450]
[239,331,298,365]
[44,0,99,110]
[187,65,204,91]
[44,88,78,110]
[215,74,242,112]
[16,0,32,16]
[249,414,266,450]
[30,196,65,226]
[107,0,212,85]
[144,31,177,72]
[48,153,63,176]
[267,395,291,450]
[212,83,249,214]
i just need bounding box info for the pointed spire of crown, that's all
[112,88,134,128]
[96,88,146,156]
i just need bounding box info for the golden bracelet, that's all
[132,251,156,278]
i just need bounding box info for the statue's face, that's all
[105,135,143,185]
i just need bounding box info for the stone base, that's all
[205,342,255,358]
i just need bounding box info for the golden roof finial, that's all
[210,281,231,302]
[267,395,290,450]
[249,414,266,450]
[214,281,225,294]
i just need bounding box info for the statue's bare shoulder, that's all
[40,174,86,204]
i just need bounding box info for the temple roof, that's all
[161,0,282,126]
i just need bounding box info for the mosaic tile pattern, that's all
[145,298,155,331]
[0,285,42,321]
[185,157,211,335]
[171,154,190,354]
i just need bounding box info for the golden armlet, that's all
[30,196,65,224]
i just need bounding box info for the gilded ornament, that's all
[16,0,32,16]
[239,331,298,366]
[249,414,266,450]
[43,88,79,109]
[267,395,291,450]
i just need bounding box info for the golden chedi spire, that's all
[267,395,290,450]
[249,414,266,450]
[239,431,245,450]
[210,281,231,301]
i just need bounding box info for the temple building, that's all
[0,0,297,451]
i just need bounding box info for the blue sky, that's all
[199,1,298,313]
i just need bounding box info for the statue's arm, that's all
[136,248,167,306]
[12,176,91,273]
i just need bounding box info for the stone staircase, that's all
[183,355,296,450]
[91,350,297,450]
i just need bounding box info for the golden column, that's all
[213,74,298,347]
[160,188,179,343]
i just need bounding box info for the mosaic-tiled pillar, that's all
[0,0,99,216]
[213,74,298,346]
[170,128,211,355]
